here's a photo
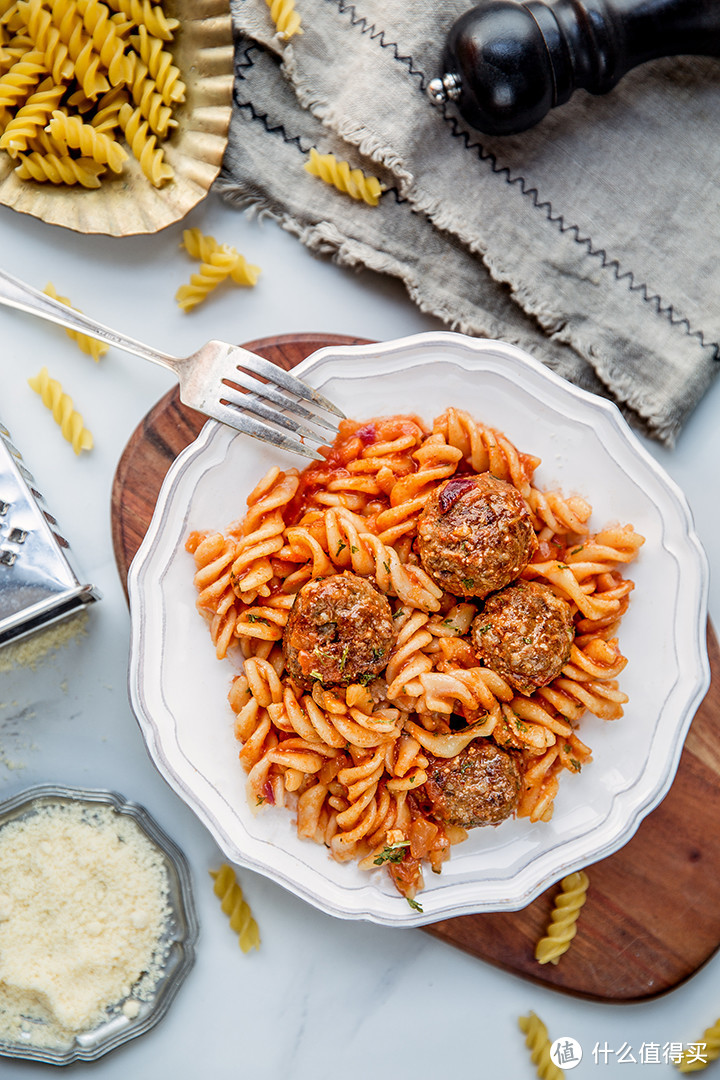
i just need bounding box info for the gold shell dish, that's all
[0,0,234,236]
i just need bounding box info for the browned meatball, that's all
[282,572,395,689]
[417,473,537,599]
[418,739,522,828]
[472,580,574,695]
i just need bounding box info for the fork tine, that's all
[223,368,341,433]
[214,402,326,460]
[231,349,346,418]
[220,386,334,444]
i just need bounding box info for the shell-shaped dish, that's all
[0,0,233,235]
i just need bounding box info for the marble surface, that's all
[1,191,720,1079]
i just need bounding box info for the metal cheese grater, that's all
[0,416,100,648]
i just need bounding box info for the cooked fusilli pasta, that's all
[210,863,261,953]
[534,870,589,964]
[265,0,302,40]
[188,409,642,900]
[43,282,108,360]
[518,1013,563,1080]
[28,365,93,453]
[304,147,386,206]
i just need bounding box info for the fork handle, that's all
[0,267,178,370]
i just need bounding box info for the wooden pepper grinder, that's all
[427,0,720,135]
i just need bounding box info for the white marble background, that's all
[1,190,720,1079]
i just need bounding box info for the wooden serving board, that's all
[112,333,720,1004]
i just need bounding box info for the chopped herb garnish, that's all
[461,577,475,589]
[476,624,491,635]
[383,560,391,574]
[373,840,410,865]
[339,644,350,671]
[256,795,266,805]
[514,718,528,732]
[309,669,325,683]
[246,613,270,624]
[570,757,582,772]
[406,897,423,912]
[570,546,584,555]
[351,545,359,554]
[337,541,347,555]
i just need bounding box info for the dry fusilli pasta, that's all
[210,864,260,953]
[176,234,260,312]
[534,870,589,964]
[28,365,93,453]
[14,148,105,185]
[677,1023,720,1073]
[180,228,261,287]
[518,1012,563,1080]
[43,281,108,360]
[1,0,181,189]
[304,146,386,206]
[265,0,302,40]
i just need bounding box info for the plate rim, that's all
[127,331,711,926]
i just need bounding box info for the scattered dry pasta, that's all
[304,147,386,206]
[0,0,183,189]
[175,227,260,312]
[28,364,93,453]
[518,1013,563,1080]
[265,0,302,40]
[677,1023,720,1073]
[209,863,260,953]
[187,409,643,903]
[43,281,108,360]
[534,870,589,965]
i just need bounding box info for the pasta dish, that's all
[187,409,643,906]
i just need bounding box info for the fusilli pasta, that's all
[188,409,642,901]
[265,0,302,40]
[304,147,386,206]
[534,870,589,964]
[209,863,261,953]
[1,0,181,190]
[43,281,109,360]
[677,1024,720,1073]
[518,1013,564,1080]
[28,365,93,453]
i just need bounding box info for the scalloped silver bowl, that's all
[127,331,710,927]
[0,784,198,1065]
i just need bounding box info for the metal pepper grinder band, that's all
[428,0,720,136]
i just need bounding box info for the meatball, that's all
[282,572,395,689]
[418,739,522,828]
[417,473,537,599]
[472,580,574,695]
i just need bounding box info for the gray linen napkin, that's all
[217,0,720,445]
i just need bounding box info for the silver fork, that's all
[0,268,344,461]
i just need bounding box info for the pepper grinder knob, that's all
[428,0,720,136]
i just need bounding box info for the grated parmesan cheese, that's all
[0,800,171,1050]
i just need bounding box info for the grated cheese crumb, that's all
[0,800,171,1049]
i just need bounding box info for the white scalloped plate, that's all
[127,332,710,926]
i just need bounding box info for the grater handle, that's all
[0,267,178,370]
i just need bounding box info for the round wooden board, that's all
[111,333,720,1003]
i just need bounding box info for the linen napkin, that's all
[218,0,720,445]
